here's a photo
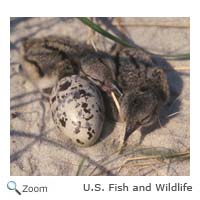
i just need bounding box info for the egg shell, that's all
[50,75,105,147]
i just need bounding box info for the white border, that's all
[1,0,200,199]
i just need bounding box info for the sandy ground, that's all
[10,17,190,176]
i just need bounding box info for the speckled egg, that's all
[50,75,105,147]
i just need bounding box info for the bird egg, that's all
[50,75,105,147]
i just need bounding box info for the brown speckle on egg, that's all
[50,75,105,147]
[74,127,80,134]
[87,131,93,140]
[76,139,85,145]
[59,80,71,91]
[51,96,56,104]
[85,114,94,121]
[59,118,66,127]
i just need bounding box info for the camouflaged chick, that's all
[21,36,169,147]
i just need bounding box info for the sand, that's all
[10,17,190,176]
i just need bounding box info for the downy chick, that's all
[22,36,121,97]
[80,52,122,97]
[21,36,79,91]
[116,47,169,143]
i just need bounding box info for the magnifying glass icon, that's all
[7,181,21,195]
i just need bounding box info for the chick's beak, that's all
[102,82,122,97]
[124,121,140,142]
[110,83,123,97]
